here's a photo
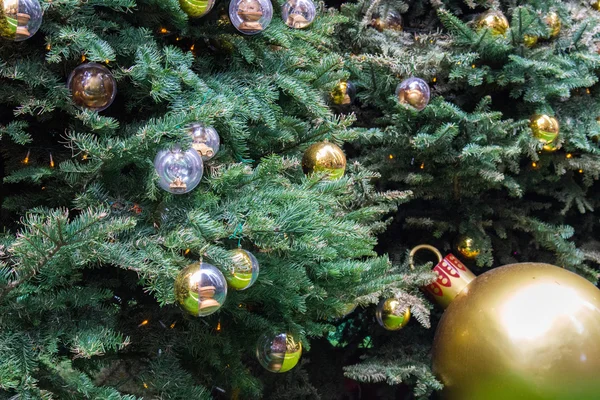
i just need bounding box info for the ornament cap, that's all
[410,245,476,309]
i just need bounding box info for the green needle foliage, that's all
[0,0,418,398]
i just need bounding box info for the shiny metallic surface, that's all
[432,263,600,400]
[476,10,509,36]
[301,141,346,180]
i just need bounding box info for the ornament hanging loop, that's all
[409,244,443,271]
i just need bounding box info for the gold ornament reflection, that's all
[476,10,509,36]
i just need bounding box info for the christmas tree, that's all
[0,0,412,397]
[335,0,600,398]
[2,0,600,398]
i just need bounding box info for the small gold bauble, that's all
[301,141,346,180]
[455,235,481,260]
[179,0,215,18]
[376,298,411,331]
[432,263,600,400]
[545,12,561,38]
[226,248,259,290]
[67,63,117,111]
[476,10,509,36]
[593,1,600,11]
[530,114,559,147]
[523,34,538,48]
[330,81,356,105]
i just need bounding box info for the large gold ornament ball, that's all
[593,1,600,11]
[301,141,347,180]
[432,263,600,400]
[67,63,117,112]
[454,235,481,260]
[476,10,509,36]
[530,114,559,151]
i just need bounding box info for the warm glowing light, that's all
[501,283,595,340]
[579,169,584,173]
[184,248,190,255]
[23,149,30,164]
[140,319,149,326]
[49,153,55,168]
[81,55,86,62]
[82,154,88,160]
[216,321,221,331]
[160,27,168,34]
[190,44,195,51]
[176,37,181,41]
[170,322,176,329]
[420,163,425,170]
[143,383,149,389]
[41,187,46,190]
[389,154,394,159]
[432,77,437,83]
[105,59,109,64]
[566,153,573,159]
[586,88,591,94]
[471,64,476,68]
[532,162,538,168]
[45,44,51,50]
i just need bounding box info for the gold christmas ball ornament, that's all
[330,81,356,105]
[226,248,259,290]
[396,77,431,111]
[179,0,215,18]
[523,34,538,48]
[410,245,600,400]
[369,9,403,32]
[67,63,117,112]
[593,1,600,11]
[432,263,600,400]
[174,262,227,317]
[476,10,509,36]
[376,298,410,331]
[256,332,302,373]
[454,235,481,260]
[530,114,559,151]
[301,141,346,180]
[545,12,561,38]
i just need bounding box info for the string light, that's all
[432,77,437,83]
[81,55,86,62]
[23,149,30,164]
[190,44,195,51]
[184,248,190,255]
[159,27,168,34]
[49,153,55,168]
[216,321,221,331]
[420,163,425,170]
[579,169,584,173]
[143,383,149,389]
[175,37,181,41]
[82,153,88,160]
[566,153,573,159]
[104,59,109,64]
[532,162,538,168]
[586,89,591,94]
[45,43,51,50]
[139,319,149,327]
[388,154,394,159]
[170,322,176,329]
[471,64,476,68]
